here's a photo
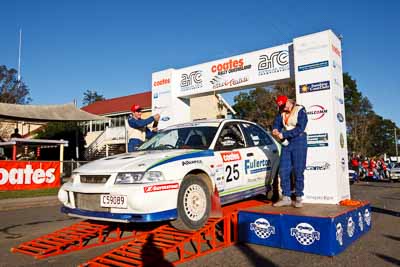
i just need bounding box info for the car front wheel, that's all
[170,174,210,231]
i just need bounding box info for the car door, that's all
[213,122,251,194]
[240,122,280,187]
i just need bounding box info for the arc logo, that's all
[307,105,328,120]
[258,50,289,76]
[250,218,275,239]
[180,71,202,92]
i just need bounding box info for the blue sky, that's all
[1,0,399,126]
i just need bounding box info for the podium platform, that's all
[238,202,371,256]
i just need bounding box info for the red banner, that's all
[0,161,60,191]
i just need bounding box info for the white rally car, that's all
[58,119,280,230]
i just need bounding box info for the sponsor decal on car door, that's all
[219,150,245,191]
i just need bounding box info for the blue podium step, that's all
[238,202,371,256]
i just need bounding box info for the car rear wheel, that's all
[170,174,210,231]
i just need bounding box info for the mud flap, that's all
[210,186,222,218]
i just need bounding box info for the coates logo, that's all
[0,162,60,190]
[307,105,328,120]
[220,151,241,162]
[180,71,202,92]
[332,44,341,57]
[258,50,289,76]
[153,78,170,87]
[211,58,251,75]
[144,183,179,193]
[210,75,248,90]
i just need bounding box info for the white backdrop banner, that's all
[152,29,350,204]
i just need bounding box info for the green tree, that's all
[233,81,295,130]
[0,65,31,104]
[82,89,105,106]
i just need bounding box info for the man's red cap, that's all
[276,95,288,107]
[130,104,142,113]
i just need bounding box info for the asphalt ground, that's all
[0,181,399,267]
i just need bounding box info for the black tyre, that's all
[170,175,211,231]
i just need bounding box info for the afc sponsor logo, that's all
[307,105,328,120]
[143,183,179,193]
[180,71,202,92]
[0,165,56,185]
[220,151,241,163]
[258,50,289,76]
[153,78,170,87]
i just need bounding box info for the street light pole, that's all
[395,127,398,160]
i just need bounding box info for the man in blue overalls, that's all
[127,104,160,152]
[272,95,308,208]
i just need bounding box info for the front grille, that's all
[74,193,109,212]
[80,175,110,184]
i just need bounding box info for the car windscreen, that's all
[138,126,218,151]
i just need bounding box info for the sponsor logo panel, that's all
[244,159,271,174]
[210,75,249,90]
[299,81,330,94]
[307,105,328,120]
[144,183,180,193]
[211,58,251,75]
[180,70,203,92]
[250,218,275,239]
[298,60,328,72]
[307,133,329,147]
[306,162,330,171]
[153,78,170,87]
[290,223,320,246]
[221,151,242,162]
[0,161,60,190]
[258,50,289,76]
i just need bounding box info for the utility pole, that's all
[395,127,398,160]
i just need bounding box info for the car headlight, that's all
[69,173,79,184]
[143,171,165,182]
[115,172,144,184]
[114,171,165,184]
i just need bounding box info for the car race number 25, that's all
[221,151,242,183]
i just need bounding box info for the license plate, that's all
[100,194,128,208]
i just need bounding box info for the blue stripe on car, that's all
[146,150,214,171]
[61,206,178,222]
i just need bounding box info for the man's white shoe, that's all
[273,196,292,207]
[293,197,303,208]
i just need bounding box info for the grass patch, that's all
[0,187,59,200]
